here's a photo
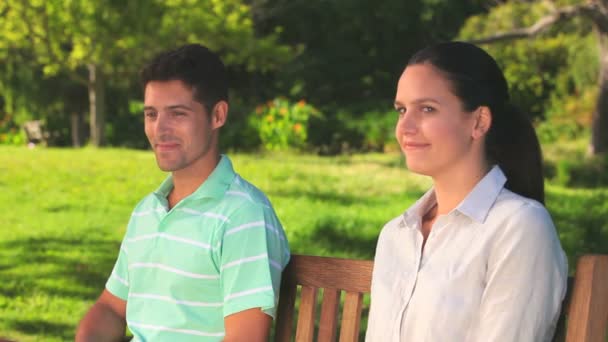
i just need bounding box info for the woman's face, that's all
[394,63,483,178]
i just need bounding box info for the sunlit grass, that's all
[0,146,606,341]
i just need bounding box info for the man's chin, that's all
[155,159,181,172]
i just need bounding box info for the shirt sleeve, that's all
[217,203,290,319]
[105,238,130,300]
[467,202,568,342]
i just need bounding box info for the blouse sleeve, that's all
[467,202,568,342]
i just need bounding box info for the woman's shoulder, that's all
[489,188,555,235]
[493,188,549,217]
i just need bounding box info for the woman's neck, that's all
[431,163,490,216]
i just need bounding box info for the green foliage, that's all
[306,107,398,155]
[458,1,597,125]
[0,0,293,78]
[0,0,296,147]
[0,128,26,146]
[546,154,608,188]
[543,136,608,187]
[350,109,398,152]
[535,87,595,145]
[250,98,320,150]
[253,0,486,110]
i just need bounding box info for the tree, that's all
[464,0,608,155]
[0,0,293,146]
[246,0,487,152]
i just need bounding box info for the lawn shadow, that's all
[10,319,73,341]
[0,236,118,297]
[269,188,366,206]
[300,217,378,260]
[0,235,120,339]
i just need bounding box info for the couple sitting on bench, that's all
[75,42,569,342]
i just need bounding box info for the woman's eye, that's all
[421,106,435,113]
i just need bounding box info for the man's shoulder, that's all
[127,192,164,219]
[223,174,274,210]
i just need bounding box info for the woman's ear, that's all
[211,101,228,129]
[471,106,492,140]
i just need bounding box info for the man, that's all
[76,44,290,341]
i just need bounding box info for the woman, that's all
[366,42,567,342]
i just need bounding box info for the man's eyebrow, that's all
[143,104,195,111]
[166,104,195,111]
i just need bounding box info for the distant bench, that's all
[23,120,47,145]
[274,254,608,342]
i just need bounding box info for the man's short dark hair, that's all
[140,44,228,113]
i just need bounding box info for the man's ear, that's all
[471,106,492,140]
[211,101,228,129]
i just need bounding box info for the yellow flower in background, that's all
[252,97,319,150]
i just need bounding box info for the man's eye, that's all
[144,111,156,118]
[421,106,435,113]
[396,107,406,117]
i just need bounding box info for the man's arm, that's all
[223,308,272,342]
[75,289,127,342]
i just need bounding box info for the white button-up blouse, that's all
[366,166,568,342]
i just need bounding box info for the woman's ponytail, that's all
[486,103,544,204]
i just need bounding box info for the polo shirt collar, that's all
[401,165,506,227]
[153,154,236,201]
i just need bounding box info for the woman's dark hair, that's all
[140,44,228,114]
[408,41,544,204]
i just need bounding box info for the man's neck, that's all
[168,154,221,209]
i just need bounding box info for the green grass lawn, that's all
[1,146,607,341]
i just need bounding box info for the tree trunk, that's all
[87,64,106,147]
[70,111,84,147]
[590,25,608,155]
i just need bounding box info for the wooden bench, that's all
[23,120,47,145]
[275,254,608,342]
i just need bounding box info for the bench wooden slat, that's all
[275,278,297,342]
[565,255,608,342]
[339,291,363,342]
[318,289,340,342]
[295,286,318,342]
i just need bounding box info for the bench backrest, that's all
[23,120,45,143]
[563,255,608,342]
[275,254,608,342]
[274,255,373,342]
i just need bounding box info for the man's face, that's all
[143,80,220,174]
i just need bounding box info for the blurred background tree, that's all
[460,0,608,155]
[0,0,603,156]
[0,0,294,147]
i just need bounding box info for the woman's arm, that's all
[468,203,568,342]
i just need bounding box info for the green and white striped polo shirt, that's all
[106,155,290,341]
